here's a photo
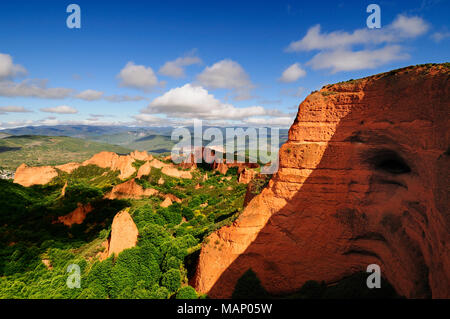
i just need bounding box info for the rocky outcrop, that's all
[55,162,80,174]
[41,259,53,270]
[99,209,139,260]
[238,168,256,184]
[137,161,152,178]
[82,152,137,180]
[160,197,173,208]
[14,150,154,187]
[61,182,68,197]
[194,64,450,298]
[13,164,58,187]
[148,158,169,169]
[105,179,159,200]
[166,193,182,203]
[212,161,259,175]
[130,150,153,161]
[161,166,192,179]
[56,203,93,227]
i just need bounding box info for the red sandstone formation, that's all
[212,161,259,175]
[130,150,153,161]
[194,64,450,299]
[14,150,154,187]
[179,153,198,170]
[99,209,139,260]
[166,193,182,203]
[105,179,159,200]
[13,164,58,187]
[160,197,173,208]
[55,162,80,173]
[61,182,68,197]
[137,161,152,178]
[161,166,192,179]
[82,151,137,180]
[41,259,53,270]
[238,168,256,184]
[57,203,93,227]
[148,158,169,169]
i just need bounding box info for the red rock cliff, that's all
[194,64,450,298]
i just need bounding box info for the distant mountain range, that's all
[1,125,289,156]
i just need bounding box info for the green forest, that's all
[0,159,249,299]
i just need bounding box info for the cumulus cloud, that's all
[244,116,294,127]
[0,53,27,80]
[159,56,201,78]
[287,15,429,51]
[40,105,78,114]
[0,79,73,99]
[279,63,306,82]
[286,15,429,73]
[117,62,159,90]
[140,84,287,122]
[0,106,32,114]
[431,30,450,42]
[75,89,104,101]
[307,45,409,73]
[196,59,254,100]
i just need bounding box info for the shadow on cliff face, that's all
[204,66,449,298]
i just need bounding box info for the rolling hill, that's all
[0,135,131,170]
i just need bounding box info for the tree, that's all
[161,269,181,293]
[176,286,198,299]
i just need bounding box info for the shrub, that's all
[162,256,182,272]
[161,269,181,293]
[152,286,169,299]
[176,286,198,299]
[109,247,161,298]
[182,206,194,221]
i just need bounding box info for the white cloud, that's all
[0,79,73,99]
[104,94,146,102]
[141,83,286,122]
[0,53,27,80]
[244,116,294,127]
[286,14,428,73]
[75,89,104,101]
[132,114,169,125]
[307,45,409,73]
[159,56,201,78]
[431,30,450,42]
[117,61,159,90]
[279,63,306,82]
[390,15,430,38]
[40,105,78,114]
[196,59,254,100]
[286,15,429,52]
[0,106,32,114]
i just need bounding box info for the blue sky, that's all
[0,0,449,129]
